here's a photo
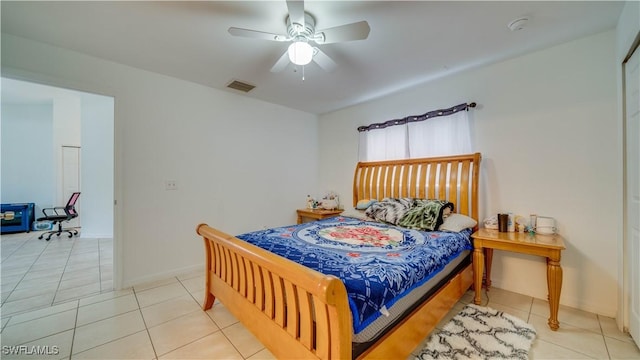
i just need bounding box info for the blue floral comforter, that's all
[236,216,472,334]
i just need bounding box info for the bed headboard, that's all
[352,153,481,221]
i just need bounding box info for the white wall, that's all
[319,30,619,316]
[52,92,81,206]
[1,103,54,215]
[80,93,114,238]
[1,34,319,287]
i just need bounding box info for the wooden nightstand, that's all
[471,228,565,330]
[296,208,343,224]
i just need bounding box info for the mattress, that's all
[341,207,471,344]
[237,216,473,336]
[353,249,470,343]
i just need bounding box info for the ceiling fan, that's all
[228,0,370,73]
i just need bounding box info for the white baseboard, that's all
[121,263,204,289]
[79,233,113,239]
[489,277,617,318]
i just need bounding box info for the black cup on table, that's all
[498,214,509,232]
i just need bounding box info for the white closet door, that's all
[625,44,639,346]
[62,146,81,228]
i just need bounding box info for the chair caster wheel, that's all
[68,234,72,238]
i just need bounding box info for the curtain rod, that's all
[357,102,476,132]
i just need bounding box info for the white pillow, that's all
[439,213,477,232]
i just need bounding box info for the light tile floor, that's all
[1,231,113,317]
[2,231,639,359]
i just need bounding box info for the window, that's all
[358,103,473,161]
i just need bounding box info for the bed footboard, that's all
[197,223,352,359]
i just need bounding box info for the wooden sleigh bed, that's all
[197,152,481,359]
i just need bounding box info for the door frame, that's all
[622,33,640,344]
[1,73,119,290]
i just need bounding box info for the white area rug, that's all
[416,304,536,360]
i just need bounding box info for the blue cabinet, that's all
[1,203,34,233]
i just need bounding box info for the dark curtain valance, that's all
[357,102,476,132]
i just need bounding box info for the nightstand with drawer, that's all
[296,208,343,224]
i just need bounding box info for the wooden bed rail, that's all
[197,224,352,359]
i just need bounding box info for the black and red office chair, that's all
[37,192,81,241]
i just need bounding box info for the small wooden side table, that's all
[471,228,566,330]
[296,208,343,224]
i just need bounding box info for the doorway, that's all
[0,77,115,310]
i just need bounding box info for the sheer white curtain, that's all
[408,109,471,158]
[358,124,408,161]
[358,104,472,161]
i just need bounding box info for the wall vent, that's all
[227,80,256,93]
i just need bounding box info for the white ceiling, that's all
[1,1,624,114]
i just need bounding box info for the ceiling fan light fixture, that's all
[288,41,313,65]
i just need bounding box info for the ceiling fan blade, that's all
[228,27,288,41]
[316,21,370,44]
[286,0,305,27]
[270,50,290,73]
[312,47,337,72]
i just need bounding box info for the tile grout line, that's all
[0,229,33,261]
[1,317,9,333]
[136,280,204,327]
[15,237,99,314]
[597,314,613,359]
[132,284,160,360]
[4,299,78,327]
[53,239,105,305]
[68,299,81,359]
[182,278,206,308]
[52,237,79,306]
[529,311,612,359]
[64,282,155,356]
[127,278,219,358]
[69,310,147,358]
[0,232,49,306]
[98,238,103,292]
[218,322,248,359]
[182,270,253,360]
[174,276,250,359]
[2,305,78,350]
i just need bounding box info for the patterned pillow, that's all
[365,198,414,225]
[397,199,454,231]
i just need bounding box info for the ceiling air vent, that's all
[227,80,255,93]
